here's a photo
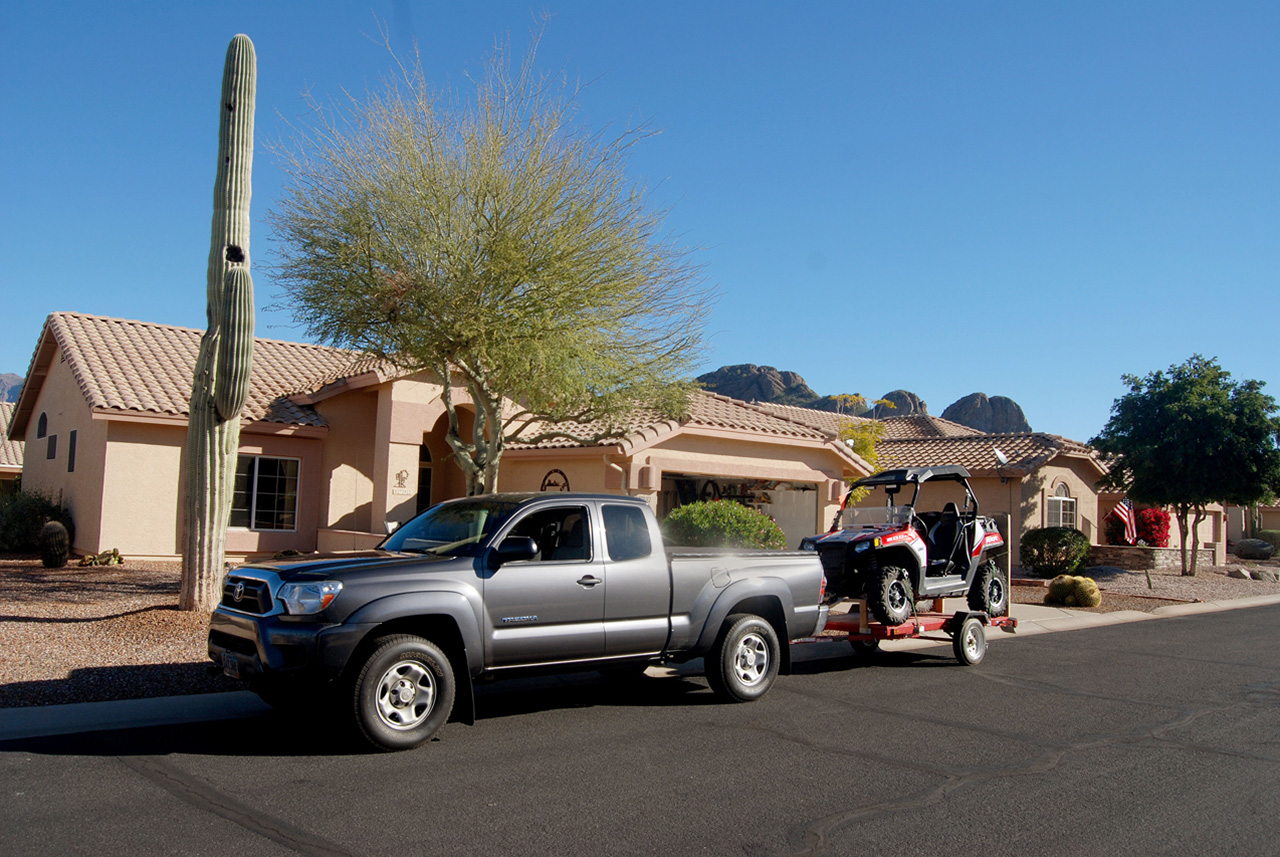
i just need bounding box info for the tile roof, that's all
[752,402,865,436]
[877,431,1105,478]
[20,312,371,429]
[516,390,839,450]
[0,403,23,470]
[878,414,984,440]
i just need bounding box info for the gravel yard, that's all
[2,553,1280,709]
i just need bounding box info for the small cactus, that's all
[1045,574,1102,608]
[40,520,70,568]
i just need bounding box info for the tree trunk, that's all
[1175,503,1191,576]
[1185,505,1207,576]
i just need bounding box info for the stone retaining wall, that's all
[1087,544,1216,570]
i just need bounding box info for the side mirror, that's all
[490,536,538,569]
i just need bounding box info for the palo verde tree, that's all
[269,37,711,495]
[1092,355,1280,576]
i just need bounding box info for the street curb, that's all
[5,594,1280,742]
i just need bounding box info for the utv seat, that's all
[927,503,963,574]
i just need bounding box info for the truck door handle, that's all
[576,575,602,588]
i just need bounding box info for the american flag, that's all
[1113,498,1137,544]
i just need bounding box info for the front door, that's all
[483,504,605,667]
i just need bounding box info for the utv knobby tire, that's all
[352,634,456,752]
[868,566,914,626]
[705,613,780,703]
[967,560,1009,617]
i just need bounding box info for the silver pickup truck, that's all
[208,492,827,751]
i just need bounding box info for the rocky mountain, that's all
[696,364,1031,432]
[941,393,1032,434]
[0,374,21,403]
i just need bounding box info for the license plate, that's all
[221,652,240,679]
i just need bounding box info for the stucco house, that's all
[755,405,1226,567]
[0,402,22,495]
[7,312,871,559]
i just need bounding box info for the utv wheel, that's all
[868,566,914,626]
[352,635,456,752]
[967,560,1009,617]
[952,616,987,666]
[705,613,780,702]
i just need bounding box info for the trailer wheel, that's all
[849,638,880,659]
[952,616,987,666]
[705,613,780,702]
[967,560,1009,617]
[352,635,456,751]
[869,566,914,626]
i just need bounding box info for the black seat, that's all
[927,502,962,572]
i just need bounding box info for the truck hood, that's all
[234,550,465,582]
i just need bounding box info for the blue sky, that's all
[3,1,1277,444]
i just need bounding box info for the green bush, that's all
[1020,526,1089,578]
[662,501,788,550]
[0,491,75,554]
[1257,530,1280,551]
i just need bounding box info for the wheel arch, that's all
[697,585,794,675]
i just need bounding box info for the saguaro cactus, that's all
[180,34,256,611]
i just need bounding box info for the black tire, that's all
[352,635,456,752]
[868,566,914,626]
[705,613,781,702]
[952,616,987,666]
[848,638,880,658]
[967,560,1009,617]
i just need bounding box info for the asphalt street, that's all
[3,605,1280,856]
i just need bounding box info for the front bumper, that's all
[207,609,374,683]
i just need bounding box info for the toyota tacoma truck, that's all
[209,493,827,751]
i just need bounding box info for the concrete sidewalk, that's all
[5,593,1280,743]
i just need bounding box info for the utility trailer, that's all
[797,598,1018,666]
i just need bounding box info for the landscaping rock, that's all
[1228,568,1255,580]
[1234,538,1277,560]
[1250,568,1280,582]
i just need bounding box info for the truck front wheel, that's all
[352,634,456,752]
[705,614,780,702]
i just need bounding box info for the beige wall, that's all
[19,354,109,554]
[100,420,183,557]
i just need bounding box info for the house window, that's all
[46,434,57,460]
[416,443,432,516]
[37,413,47,439]
[231,455,300,531]
[67,430,77,473]
[1047,483,1077,529]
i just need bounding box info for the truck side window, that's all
[507,507,591,562]
[603,505,652,561]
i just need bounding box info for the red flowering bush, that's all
[1136,508,1170,547]
[1105,506,1170,547]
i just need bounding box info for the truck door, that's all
[601,503,670,656]
[484,504,605,667]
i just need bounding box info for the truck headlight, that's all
[854,540,871,553]
[278,581,342,615]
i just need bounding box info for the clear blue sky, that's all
[3,1,1277,444]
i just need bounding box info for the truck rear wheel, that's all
[705,613,780,702]
[352,634,456,752]
[868,566,914,626]
[967,560,1009,617]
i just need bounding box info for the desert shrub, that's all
[662,501,788,550]
[1020,526,1089,578]
[1104,514,1126,546]
[1044,574,1102,608]
[1258,530,1280,551]
[0,490,75,553]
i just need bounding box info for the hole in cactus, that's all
[226,245,246,263]
[226,102,235,112]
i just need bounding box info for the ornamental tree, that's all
[269,37,711,494]
[1092,355,1280,576]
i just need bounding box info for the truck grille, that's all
[221,576,273,614]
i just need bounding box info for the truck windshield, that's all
[382,499,523,557]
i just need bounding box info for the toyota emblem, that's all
[232,581,246,602]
